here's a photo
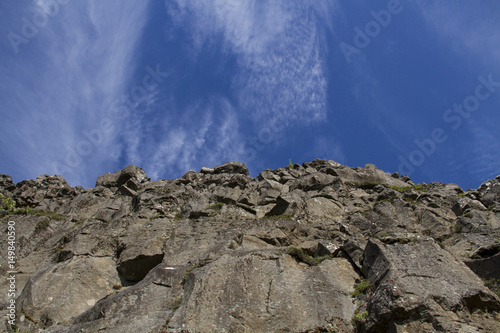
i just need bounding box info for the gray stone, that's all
[167,252,358,332]
[0,174,16,191]
[2,160,500,332]
[200,166,214,174]
[95,165,150,190]
[17,257,121,331]
[361,238,500,332]
[213,161,249,176]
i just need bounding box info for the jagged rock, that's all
[305,196,344,220]
[257,168,281,182]
[95,165,150,194]
[213,161,249,176]
[452,197,487,217]
[361,238,500,332]
[476,176,500,209]
[0,174,16,192]
[17,257,121,330]
[1,161,500,332]
[464,243,500,283]
[10,175,77,209]
[200,166,215,174]
[43,265,186,333]
[297,240,332,257]
[116,220,168,283]
[250,228,288,247]
[265,192,306,217]
[289,172,338,192]
[336,163,410,188]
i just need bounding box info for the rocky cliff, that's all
[1,160,500,332]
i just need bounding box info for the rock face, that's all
[362,239,500,332]
[0,160,500,332]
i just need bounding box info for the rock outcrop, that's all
[0,160,499,332]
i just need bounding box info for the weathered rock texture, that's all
[1,160,500,332]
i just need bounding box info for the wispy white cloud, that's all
[462,120,500,184]
[414,1,500,185]
[312,136,346,165]
[167,0,335,128]
[416,2,500,71]
[123,95,246,180]
[0,1,151,186]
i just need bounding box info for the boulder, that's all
[213,161,249,176]
[43,265,186,333]
[17,257,121,331]
[464,243,500,283]
[265,191,306,217]
[477,177,500,209]
[305,196,344,220]
[289,172,338,192]
[12,175,77,208]
[0,174,16,191]
[361,238,500,332]
[95,165,150,195]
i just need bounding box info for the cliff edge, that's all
[1,159,500,332]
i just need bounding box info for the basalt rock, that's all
[0,159,499,332]
[361,238,500,332]
[96,165,150,196]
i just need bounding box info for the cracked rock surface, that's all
[1,159,500,332]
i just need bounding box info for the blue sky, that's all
[1,0,499,190]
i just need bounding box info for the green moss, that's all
[174,212,185,219]
[346,181,381,189]
[182,264,200,284]
[346,181,429,193]
[284,246,333,266]
[352,309,369,325]
[262,214,294,221]
[377,195,395,203]
[351,278,371,297]
[35,219,50,231]
[22,308,38,324]
[12,207,33,215]
[13,208,66,220]
[0,193,16,212]
[351,300,369,327]
[73,219,86,228]
[207,202,224,216]
[413,183,431,191]
[168,296,183,310]
[39,209,65,220]
[454,223,464,234]
[387,185,412,192]
[207,202,224,210]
